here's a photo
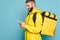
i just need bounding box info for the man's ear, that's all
[32,2,35,7]
[31,2,35,7]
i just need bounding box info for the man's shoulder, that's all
[35,8,42,12]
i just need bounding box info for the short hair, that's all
[25,0,35,3]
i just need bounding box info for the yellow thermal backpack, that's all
[32,11,58,36]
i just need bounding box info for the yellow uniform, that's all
[24,8,42,40]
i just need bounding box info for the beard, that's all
[28,7,33,12]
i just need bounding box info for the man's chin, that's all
[28,10,31,12]
[28,8,33,12]
[29,9,33,12]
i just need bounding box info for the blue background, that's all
[0,0,60,40]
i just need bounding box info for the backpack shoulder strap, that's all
[41,11,46,25]
[33,11,46,25]
[33,12,37,24]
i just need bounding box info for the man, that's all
[19,0,42,40]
